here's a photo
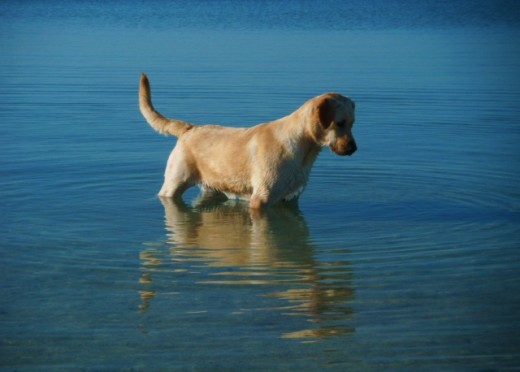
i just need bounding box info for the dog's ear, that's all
[316,96,336,129]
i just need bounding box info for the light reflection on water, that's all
[139,198,354,340]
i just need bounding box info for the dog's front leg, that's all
[250,185,283,209]
[249,175,275,209]
[250,194,268,209]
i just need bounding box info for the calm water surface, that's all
[1,0,520,370]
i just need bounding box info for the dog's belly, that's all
[201,175,306,203]
[200,178,253,199]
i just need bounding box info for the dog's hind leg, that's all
[159,179,192,199]
[158,147,195,199]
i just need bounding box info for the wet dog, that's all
[139,73,356,209]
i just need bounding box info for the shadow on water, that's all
[139,197,355,340]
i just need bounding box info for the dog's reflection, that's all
[139,197,354,339]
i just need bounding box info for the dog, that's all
[139,73,357,209]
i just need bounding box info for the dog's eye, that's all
[337,120,346,127]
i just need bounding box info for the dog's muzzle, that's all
[345,141,357,156]
[330,136,357,156]
[333,141,357,156]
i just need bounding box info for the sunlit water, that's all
[1,0,520,370]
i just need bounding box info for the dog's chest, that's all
[276,161,314,198]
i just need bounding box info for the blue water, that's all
[1,0,520,370]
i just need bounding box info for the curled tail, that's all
[139,73,194,137]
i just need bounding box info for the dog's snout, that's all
[330,138,357,156]
[346,141,357,156]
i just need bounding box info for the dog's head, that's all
[313,93,357,156]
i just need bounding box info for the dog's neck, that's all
[271,108,323,168]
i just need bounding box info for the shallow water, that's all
[1,0,520,370]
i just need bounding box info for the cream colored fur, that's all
[139,73,357,209]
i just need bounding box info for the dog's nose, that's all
[346,142,357,155]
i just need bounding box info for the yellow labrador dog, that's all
[139,73,357,209]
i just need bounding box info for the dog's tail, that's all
[139,73,194,137]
